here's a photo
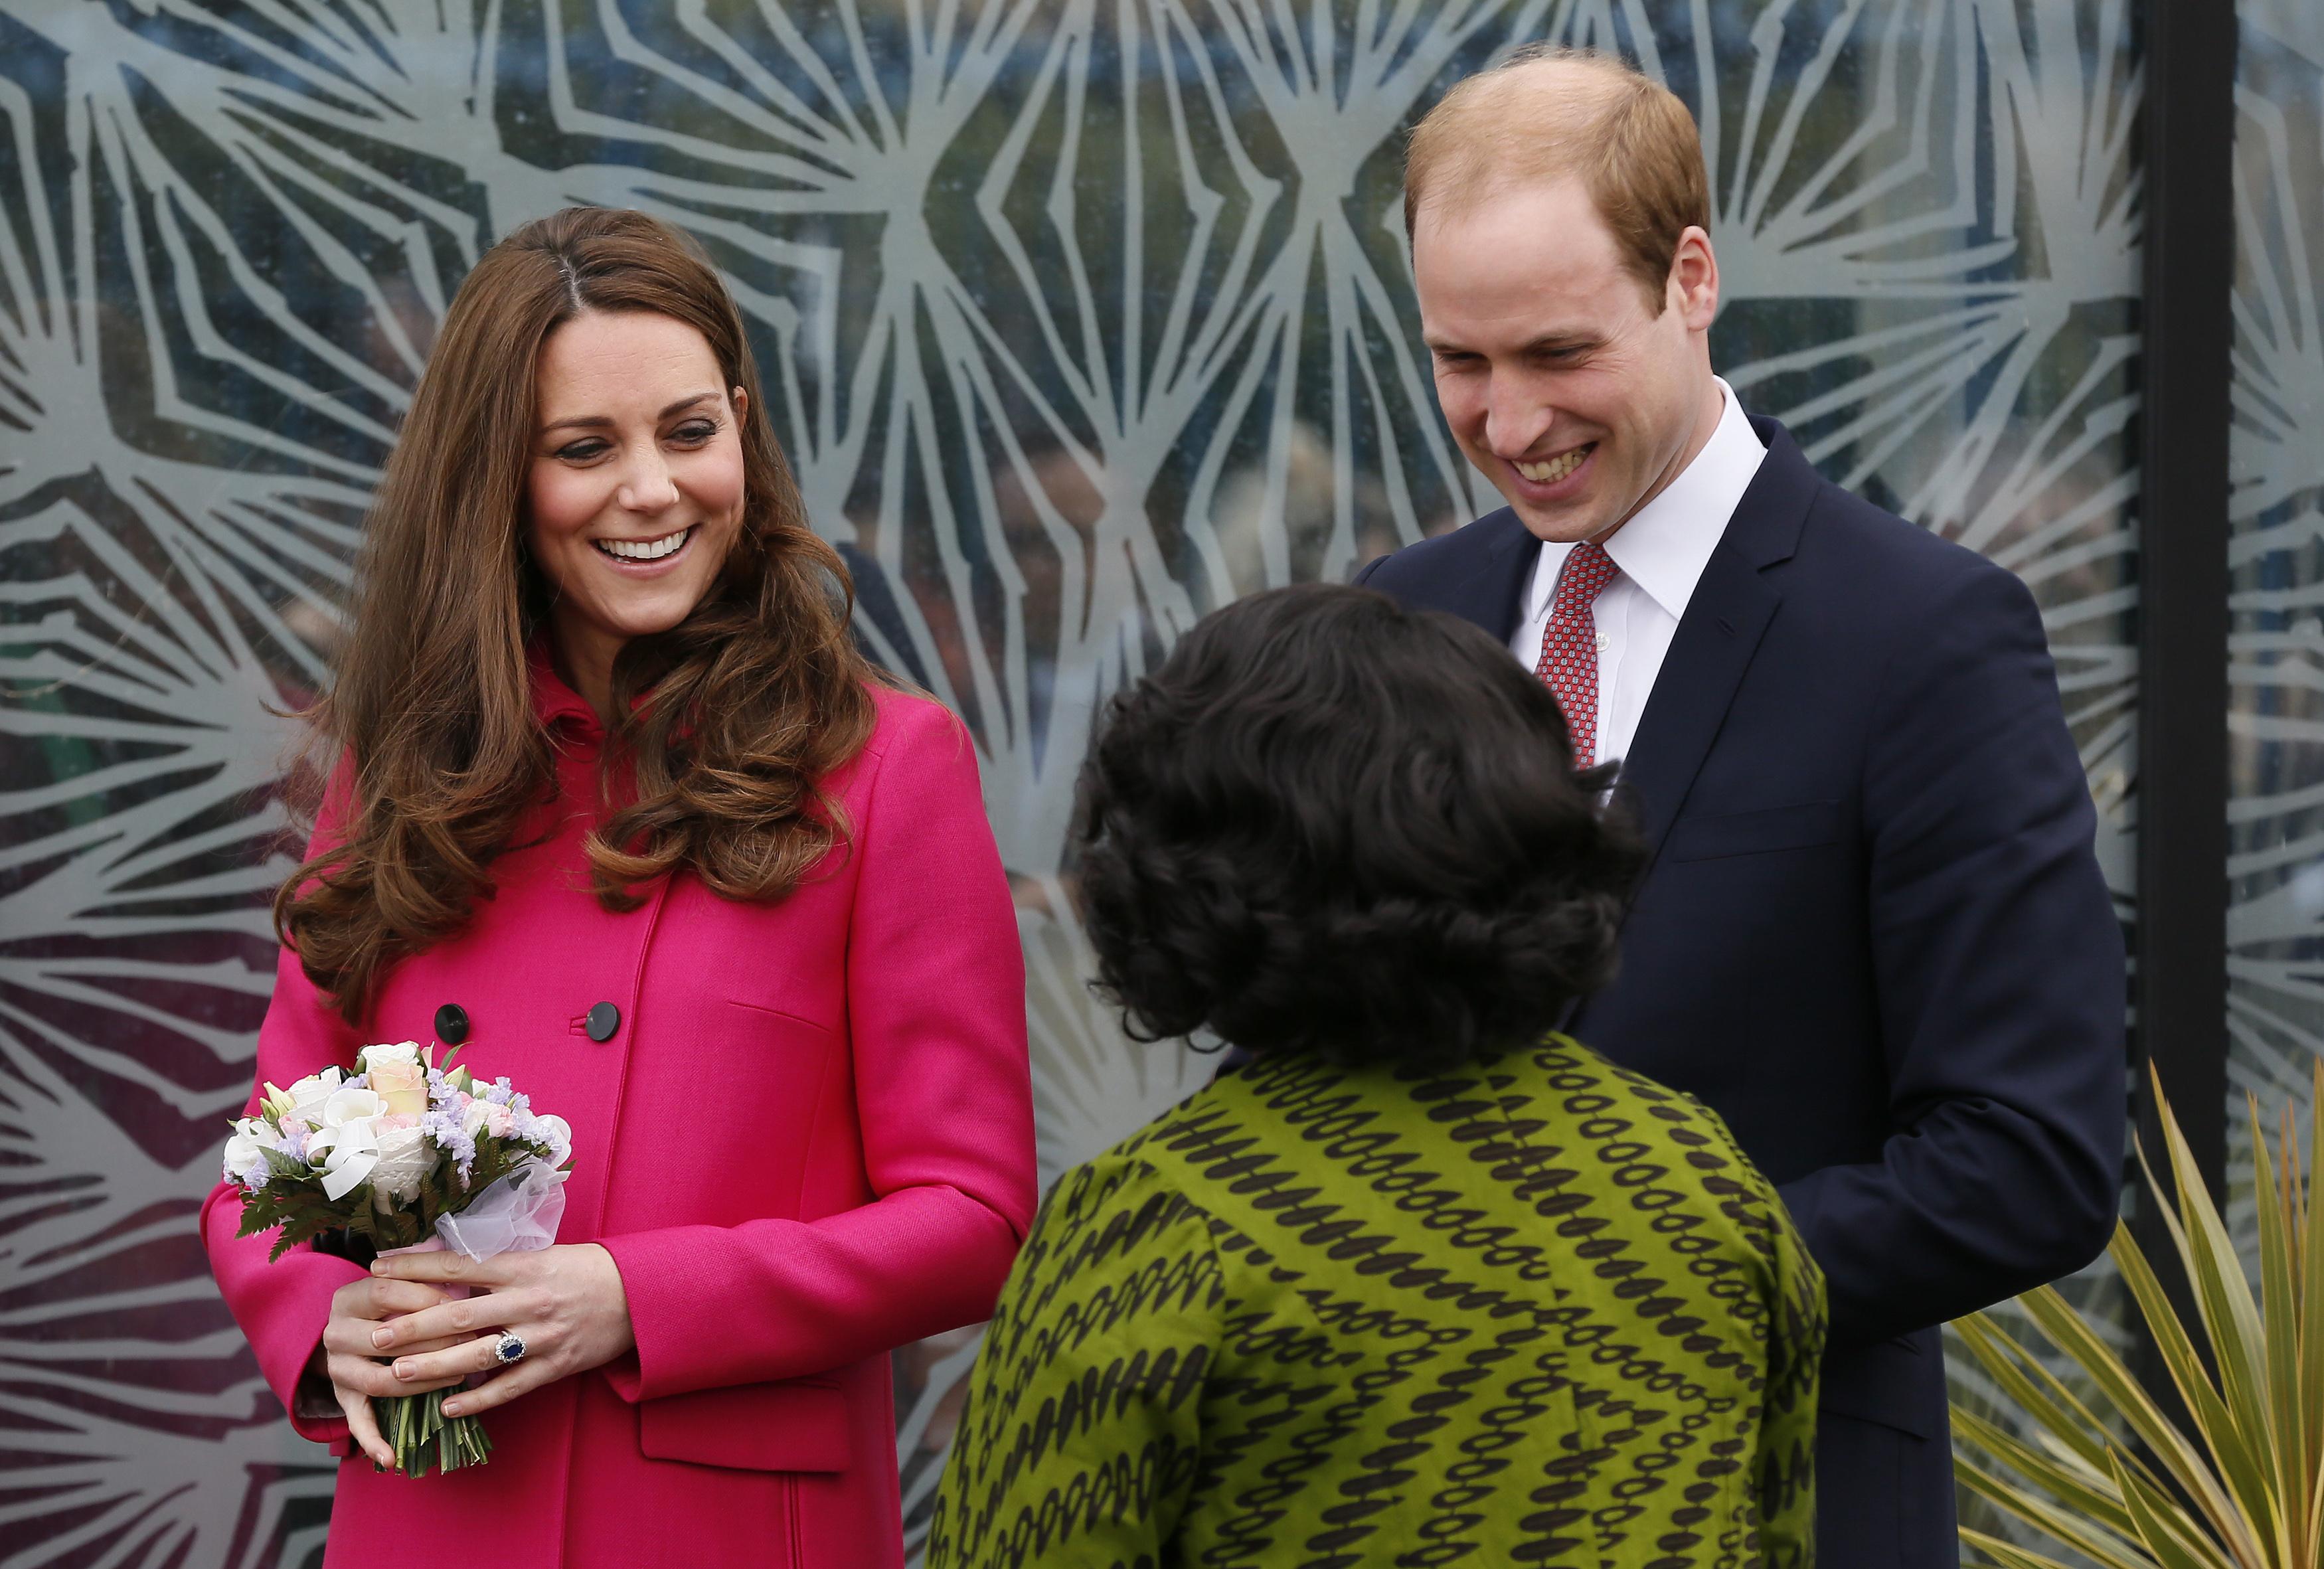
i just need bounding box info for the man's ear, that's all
[1667,226,1720,331]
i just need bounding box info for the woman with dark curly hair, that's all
[202,208,1035,1567]
[930,582,1825,1569]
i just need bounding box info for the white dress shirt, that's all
[1510,378,1768,769]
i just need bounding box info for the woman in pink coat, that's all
[201,206,1037,1568]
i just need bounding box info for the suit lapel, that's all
[1616,552,1781,861]
[1614,418,1821,863]
[1436,508,1538,643]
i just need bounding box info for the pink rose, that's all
[368,1052,430,1117]
[460,1096,513,1139]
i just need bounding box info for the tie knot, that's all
[1551,540,1618,619]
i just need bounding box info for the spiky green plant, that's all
[1950,1064,2324,1569]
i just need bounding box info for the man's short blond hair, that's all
[1405,46,1710,313]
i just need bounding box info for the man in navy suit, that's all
[1359,47,2126,1568]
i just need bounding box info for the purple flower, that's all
[421,1103,479,1185]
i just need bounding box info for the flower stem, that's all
[378,1391,493,1477]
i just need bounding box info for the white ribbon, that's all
[306,1084,390,1201]
[436,1160,568,1262]
[306,1121,378,1201]
[374,1161,569,1297]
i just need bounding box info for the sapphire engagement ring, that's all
[493,1331,527,1366]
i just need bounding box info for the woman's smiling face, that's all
[526,309,747,695]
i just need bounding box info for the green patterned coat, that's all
[928,1039,1825,1569]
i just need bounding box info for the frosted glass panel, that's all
[0,2,2137,1560]
[2229,0,2324,1229]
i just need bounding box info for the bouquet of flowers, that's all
[220,1041,572,1476]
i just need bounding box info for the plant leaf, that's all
[2111,1224,2267,1528]
[2016,1274,2259,1558]
[2112,1451,2248,1569]
[2301,1063,2324,1568]
[1957,1527,2113,1569]
[1953,1310,2123,1475]
[1953,1405,2138,1537]
[1955,1451,2165,1569]
[2249,1094,2305,1569]
[2149,1067,2282,1552]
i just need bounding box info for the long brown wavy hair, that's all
[278,206,878,1023]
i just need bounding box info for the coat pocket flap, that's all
[637,1378,849,1472]
[1665,800,1843,862]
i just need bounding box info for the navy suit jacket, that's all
[1356,416,2126,1569]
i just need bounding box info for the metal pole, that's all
[2131,0,2236,1382]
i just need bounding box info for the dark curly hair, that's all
[1072,583,1643,1066]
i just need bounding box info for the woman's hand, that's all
[316,1275,471,1469]
[366,1243,635,1420]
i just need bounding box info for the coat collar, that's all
[1432,508,1538,643]
[527,641,602,736]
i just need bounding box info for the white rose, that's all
[265,1067,343,1128]
[221,1119,270,1184]
[363,1041,422,1072]
[321,1084,385,1129]
[368,1122,433,1208]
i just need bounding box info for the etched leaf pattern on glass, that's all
[0,1,2171,1562]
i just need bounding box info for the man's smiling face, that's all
[1416,176,1719,545]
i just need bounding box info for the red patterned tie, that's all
[1535,540,1619,768]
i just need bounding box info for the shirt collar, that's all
[1522,377,1768,622]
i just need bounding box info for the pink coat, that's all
[202,659,1037,1568]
